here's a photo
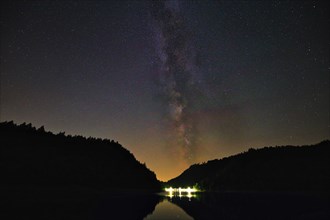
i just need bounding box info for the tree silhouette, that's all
[168,140,330,192]
[0,121,160,191]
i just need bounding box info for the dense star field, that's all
[1,0,329,180]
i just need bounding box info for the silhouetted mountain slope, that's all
[168,141,330,191]
[0,121,160,191]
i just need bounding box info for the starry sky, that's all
[1,0,329,181]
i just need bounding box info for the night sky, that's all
[1,0,329,181]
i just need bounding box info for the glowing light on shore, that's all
[164,186,199,199]
[165,187,198,193]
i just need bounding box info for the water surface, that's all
[144,199,193,220]
[2,187,329,219]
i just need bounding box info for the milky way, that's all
[151,0,199,163]
[2,0,328,180]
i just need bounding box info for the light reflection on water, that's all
[4,189,329,219]
[165,190,197,201]
[144,191,198,220]
[144,199,194,220]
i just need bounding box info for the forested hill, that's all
[168,140,330,192]
[0,121,160,191]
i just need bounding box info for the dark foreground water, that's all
[2,187,329,220]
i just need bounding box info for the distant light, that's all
[164,186,199,198]
[165,187,174,192]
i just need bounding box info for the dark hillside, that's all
[0,121,160,191]
[168,141,330,191]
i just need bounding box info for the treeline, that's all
[0,121,160,191]
[168,140,330,191]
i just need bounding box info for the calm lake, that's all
[2,188,330,219]
[145,192,330,220]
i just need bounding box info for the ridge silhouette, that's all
[167,140,330,192]
[0,121,160,191]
